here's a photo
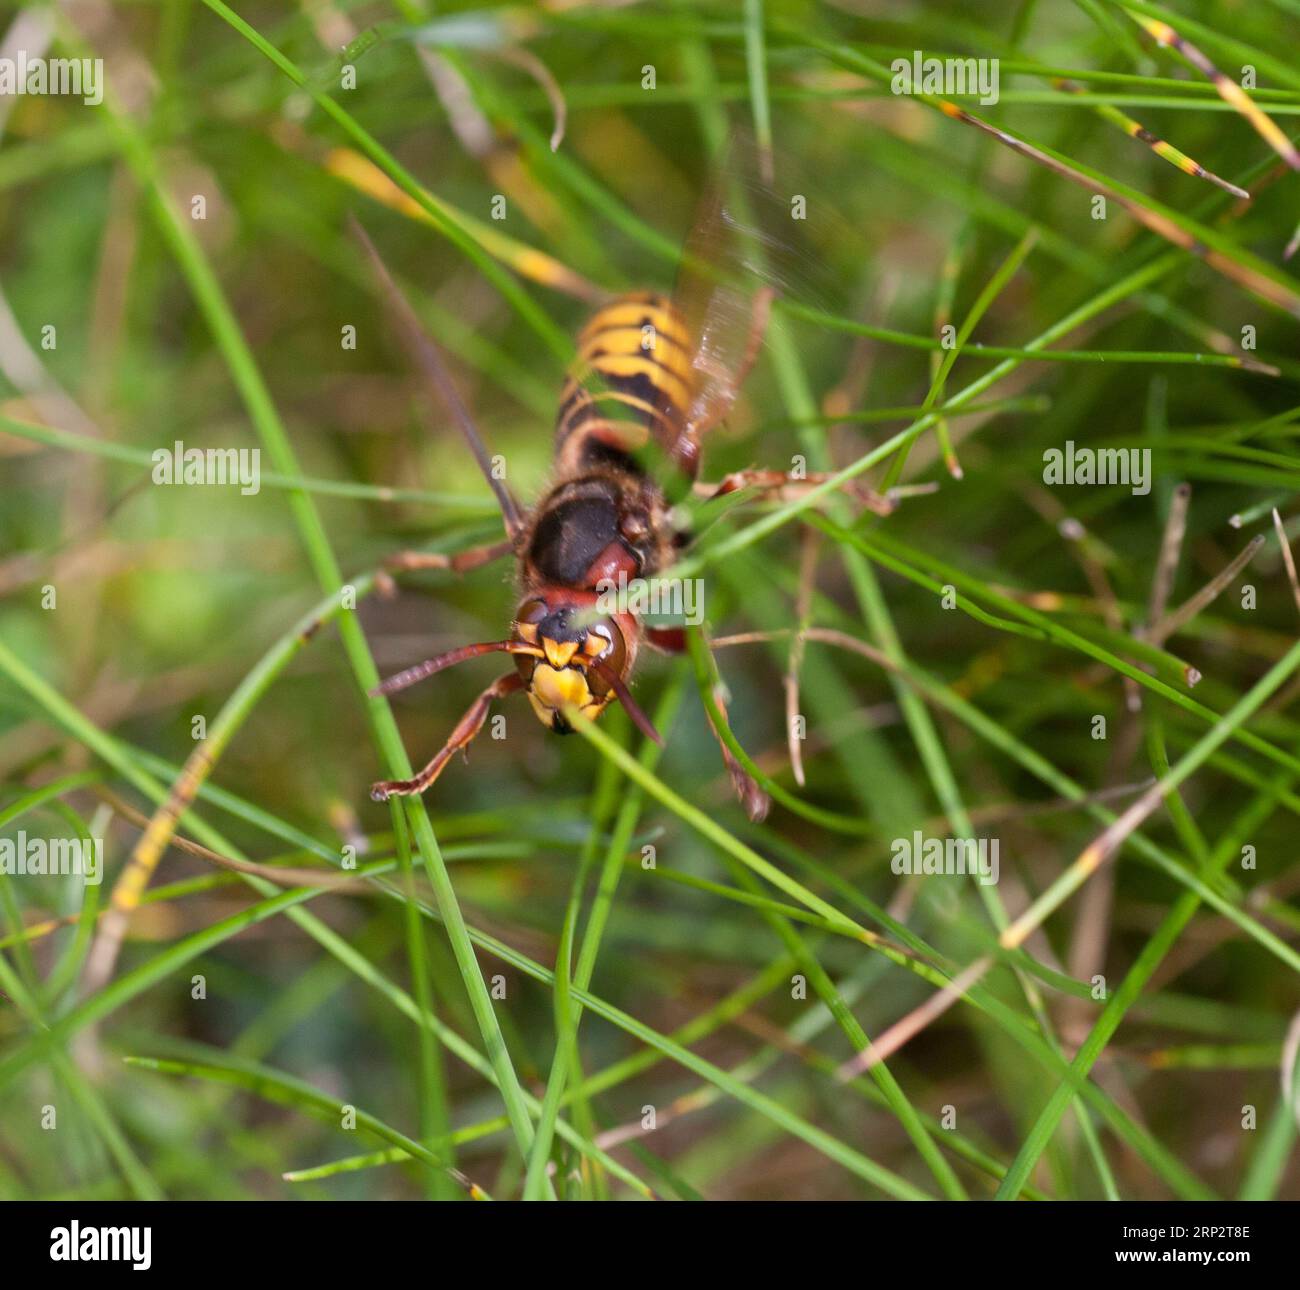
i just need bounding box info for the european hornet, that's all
[356,152,872,820]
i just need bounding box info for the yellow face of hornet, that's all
[511,597,628,733]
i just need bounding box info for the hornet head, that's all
[510,590,636,733]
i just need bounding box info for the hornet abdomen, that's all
[552,292,696,480]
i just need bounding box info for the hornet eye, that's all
[512,598,548,683]
[583,618,627,697]
[513,598,548,639]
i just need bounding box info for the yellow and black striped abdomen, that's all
[553,293,696,477]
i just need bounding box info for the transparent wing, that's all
[662,129,840,449]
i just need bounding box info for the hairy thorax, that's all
[519,468,677,592]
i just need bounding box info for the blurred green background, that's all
[1,0,1299,1200]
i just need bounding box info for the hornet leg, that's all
[371,672,523,802]
[645,626,770,822]
[705,683,771,824]
[384,538,514,576]
[696,469,895,516]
